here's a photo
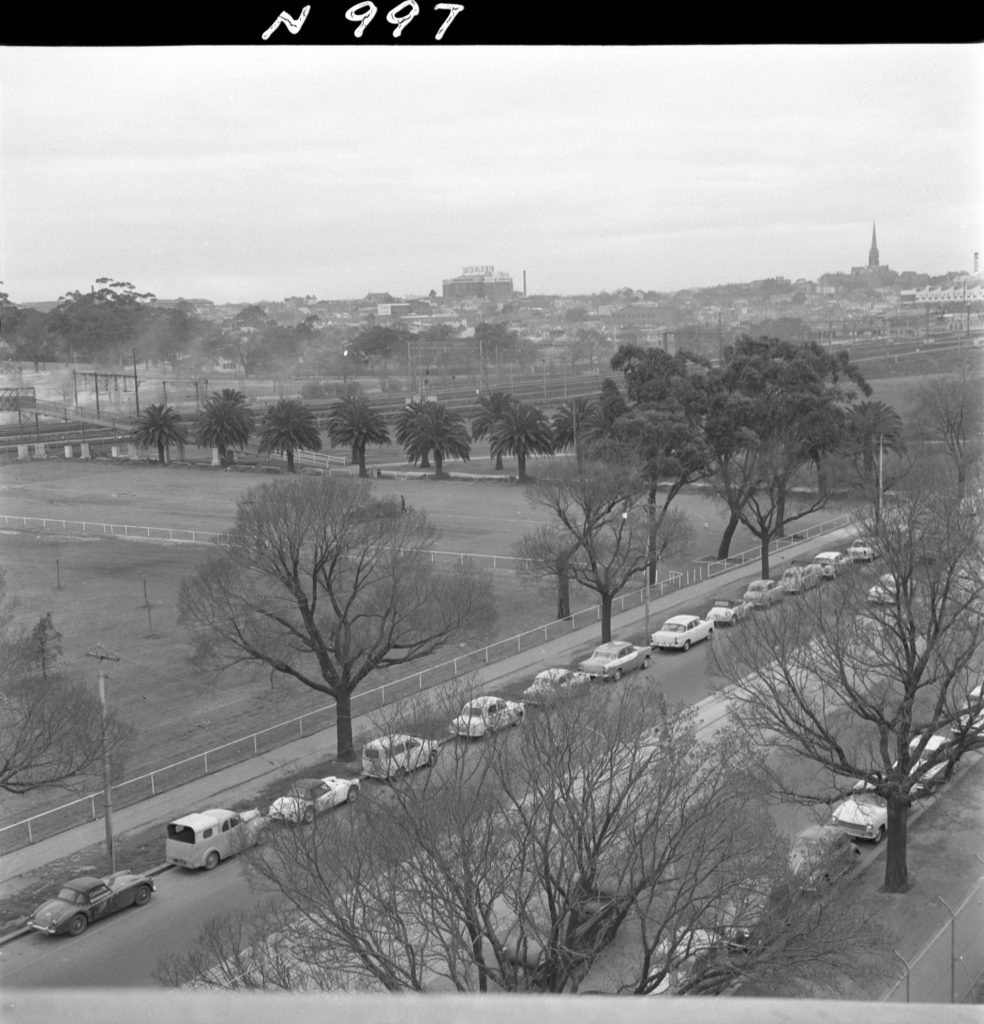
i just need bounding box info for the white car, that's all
[742,578,785,608]
[781,563,824,594]
[268,776,360,823]
[830,792,888,843]
[450,695,525,738]
[847,539,878,562]
[788,824,861,890]
[811,551,851,578]
[578,641,652,681]
[651,615,713,652]
[705,596,750,626]
[362,734,440,780]
[523,667,590,703]
[867,573,898,605]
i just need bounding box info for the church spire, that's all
[868,221,879,268]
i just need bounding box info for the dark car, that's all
[28,870,156,936]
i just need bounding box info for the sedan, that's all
[523,667,590,704]
[847,539,878,562]
[651,615,713,652]
[867,573,898,605]
[788,825,860,891]
[268,775,360,824]
[450,695,525,738]
[29,871,156,937]
[742,578,784,608]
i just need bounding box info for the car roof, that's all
[814,551,842,558]
[661,615,696,626]
[365,733,418,748]
[168,811,223,831]
[465,695,502,708]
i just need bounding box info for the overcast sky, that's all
[2,44,982,305]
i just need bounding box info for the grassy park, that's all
[0,452,847,833]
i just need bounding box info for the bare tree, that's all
[712,464,984,893]
[909,364,984,502]
[513,460,648,642]
[177,476,496,760]
[158,687,882,995]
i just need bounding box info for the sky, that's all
[1,44,982,305]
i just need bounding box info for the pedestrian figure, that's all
[400,494,407,513]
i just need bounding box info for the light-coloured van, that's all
[165,807,265,870]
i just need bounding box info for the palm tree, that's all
[399,401,470,478]
[258,397,323,473]
[193,388,255,467]
[490,402,554,482]
[847,400,906,503]
[471,391,515,470]
[395,400,430,469]
[129,403,187,465]
[325,394,390,478]
[551,396,598,467]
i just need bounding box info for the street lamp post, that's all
[85,644,120,874]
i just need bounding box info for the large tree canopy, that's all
[177,476,496,759]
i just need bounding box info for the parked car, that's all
[781,563,824,594]
[867,573,898,605]
[450,695,525,738]
[742,578,784,608]
[651,615,713,652]
[578,641,652,681]
[166,807,267,869]
[788,824,861,890]
[29,871,156,936]
[705,596,751,626]
[830,793,887,843]
[268,776,360,824]
[523,667,590,704]
[362,734,440,780]
[811,551,851,578]
[847,539,878,562]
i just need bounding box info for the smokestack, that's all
[975,252,979,274]
[523,270,527,296]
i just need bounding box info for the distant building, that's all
[850,221,895,284]
[442,265,514,302]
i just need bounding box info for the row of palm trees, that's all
[130,390,322,472]
[130,389,585,480]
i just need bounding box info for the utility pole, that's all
[85,645,121,874]
[132,349,140,417]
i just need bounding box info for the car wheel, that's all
[640,655,651,670]
[204,850,221,870]
[613,668,622,682]
[707,627,714,640]
[133,884,152,907]
[683,639,692,652]
[873,826,886,844]
[68,914,88,936]
[346,785,359,803]
[427,747,439,767]
[301,806,316,825]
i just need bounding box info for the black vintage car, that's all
[28,870,156,936]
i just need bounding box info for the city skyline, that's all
[2,44,981,304]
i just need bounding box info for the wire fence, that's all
[883,874,984,1003]
[0,508,858,854]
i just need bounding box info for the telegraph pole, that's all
[85,645,120,874]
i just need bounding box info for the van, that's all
[165,807,265,870]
